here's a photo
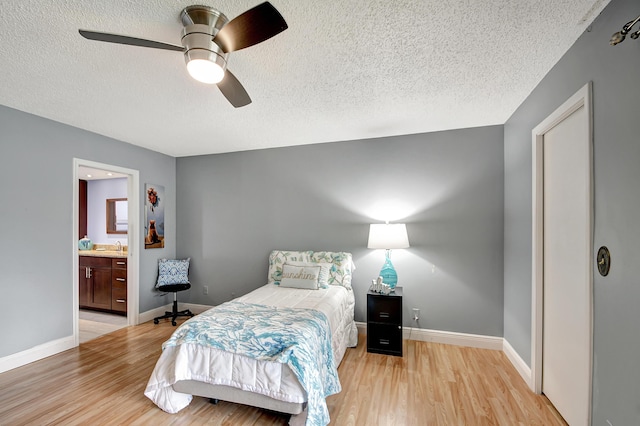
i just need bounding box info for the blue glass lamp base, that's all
[378,250,398,289]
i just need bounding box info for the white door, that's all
[541,96,591,425]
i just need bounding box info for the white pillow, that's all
[286,261,331,288]
[280,264,321,290]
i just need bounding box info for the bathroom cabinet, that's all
[111,258,128,313]
[79,256,127,314]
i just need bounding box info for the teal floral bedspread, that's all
[163,301,341,426]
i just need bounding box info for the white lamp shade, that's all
[367,223,410,249]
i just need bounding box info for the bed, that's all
[144,250,358,425]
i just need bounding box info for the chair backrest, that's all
[156,258,191,288]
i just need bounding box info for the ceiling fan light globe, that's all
[187,59,225,84]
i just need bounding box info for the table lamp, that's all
[367,223,410,289]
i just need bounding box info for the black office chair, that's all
[153,258,195,326]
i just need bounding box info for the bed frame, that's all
[173,380,305,414]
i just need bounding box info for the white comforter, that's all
[145,284,357,414]
[237,284,358,364]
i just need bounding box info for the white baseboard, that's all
[139,303,213,324]
[138,305,170,324]
[356,323,533,381]
[0,303,215,374]
[184,303,214,314]
[1,312,526,384]
[355,322,503,350]
[503,339,532,387]
[0,335,76,374]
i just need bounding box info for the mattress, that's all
[145,283,357,415]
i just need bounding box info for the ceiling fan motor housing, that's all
[180,6,229,73]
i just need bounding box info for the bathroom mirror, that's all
[106,198,128,234]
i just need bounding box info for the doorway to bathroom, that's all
[73,159,140,345]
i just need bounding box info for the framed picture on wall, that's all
[145,183,165,249]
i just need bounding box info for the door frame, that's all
[72,158,140,346]
[530,82,593,406]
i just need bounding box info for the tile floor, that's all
[79,309,128,343]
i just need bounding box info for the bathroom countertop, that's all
[79,250,128,258]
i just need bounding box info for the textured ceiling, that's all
[0,0,611,157]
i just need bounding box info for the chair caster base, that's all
[153,308,195,326]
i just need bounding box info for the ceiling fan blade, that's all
[213,2,288,53]
[217,70,252,107]
[79,30,185,52]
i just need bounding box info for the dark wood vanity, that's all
[79,255,127,315]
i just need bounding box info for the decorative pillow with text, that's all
[287,261,331,288]
[279,264,321,290]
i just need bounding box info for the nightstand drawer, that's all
[367,323,403,356]
[367,296,402,324]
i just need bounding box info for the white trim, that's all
[357,323,534,389]
[183,303,214,314]
[0,336,75,374]
[72,174,80,347]
[530,83,593,420]
[138,303,214,324]
[0,303,214,373]
[531,116,545,394]
[73,159,141,336]
[406,327,503,350]
[126,168,141,326]
[139,305,171,324]
[355,322,502,350]
[503,339,533,388]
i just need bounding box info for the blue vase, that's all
[78,235,93,251]
[378,250,398,288]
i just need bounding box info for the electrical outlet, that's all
[412,308,420,321]
[203,285,208,295]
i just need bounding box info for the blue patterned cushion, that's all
[157,258,190,287]
[309,251,355,288]
[268,250,313,284]
[268,250,354,288]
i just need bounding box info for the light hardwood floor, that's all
[0,322,566,425]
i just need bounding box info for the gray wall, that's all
[0,105,176,358]
[177,126,504,336]
[503,0,640,423]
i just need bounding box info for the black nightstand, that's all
[367,287,403,357]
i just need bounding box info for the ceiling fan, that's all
[79,2,288,108]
